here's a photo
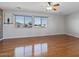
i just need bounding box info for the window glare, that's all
[25,16,32,23]
[35,17,41,24]
[25,16,32,28]
[34,17,47,27]
[16,16,24,23]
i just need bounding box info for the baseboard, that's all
[0,38,3,41]
[65,34,79,39]
[2,34,79,41]
[3,34,65,40]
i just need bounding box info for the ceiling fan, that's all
[47,2,60,11]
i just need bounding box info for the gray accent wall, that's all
[0,9,3,39]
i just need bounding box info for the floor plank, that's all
[0,35,79,57]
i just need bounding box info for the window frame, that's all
[34,16,48,28]
[24,16,33,28]
[15,15,33,28]
[15,15,25,28]
[15,15,48,28]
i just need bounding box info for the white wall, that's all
[3,10,65,39]
[65,12,79,38]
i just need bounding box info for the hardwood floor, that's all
[0,35,79,57]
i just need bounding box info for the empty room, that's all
[0,2,79,57]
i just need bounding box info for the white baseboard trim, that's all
[3,34,65,40]
[66,33,79,38]
[0,38,3,41]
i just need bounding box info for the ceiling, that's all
[0,2,79,15]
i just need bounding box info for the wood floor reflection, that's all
[0,35,79,57]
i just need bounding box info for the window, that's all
[16,15,48,28]
[41,17,47,27]
[24,16,32,28]
[34,16,47,27]
[16,16,24,28]
[16,16,32,28]
[34,17,41,27]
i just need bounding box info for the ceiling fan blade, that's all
[53,4,60,6]
[48,2,51,6]
[53,8,57,11]
[47,2,60,11]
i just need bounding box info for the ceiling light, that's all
[46,6,52,10]
[47,2,60,11]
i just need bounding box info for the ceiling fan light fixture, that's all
[47,2,61,11]
[46,6,52,10]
